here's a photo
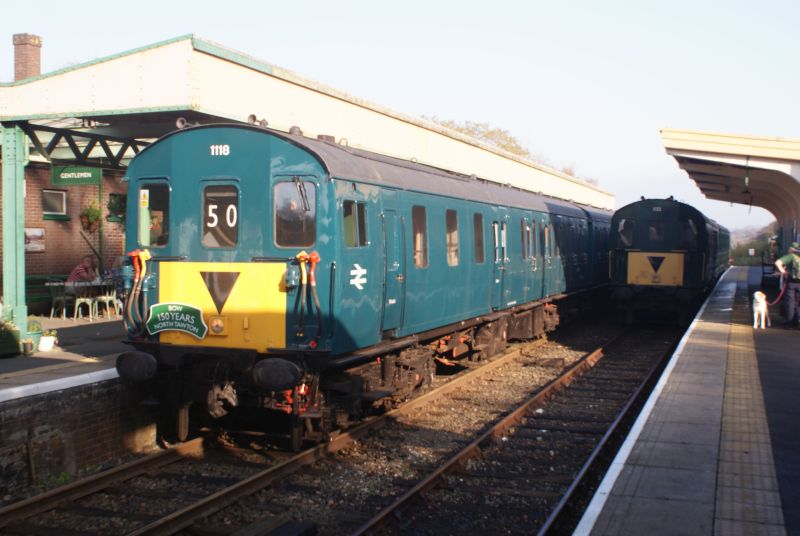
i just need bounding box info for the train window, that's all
[543,225,549,257]
[473,213,485,264]
[618,219,635,247]
[648,221,664,242]
[520,219,528,259]
[412,206,428,268]
[275,180,316,247]
[138,183,169,247]
[531,221,538,258]
[493,222,500,263]
[501,222,507,260]
[554,223,560,257]
[202,185,238,248]
[679,219,698,248]
[343,200,368,247]
[446,210,459,266]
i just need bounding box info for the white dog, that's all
[753,291,771,329]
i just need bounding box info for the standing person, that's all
[775,242,800,327]
[67,255,98,283]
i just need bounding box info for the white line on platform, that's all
[573,267,732,535]
[0,367,119,404]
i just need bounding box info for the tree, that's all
[425,116,546,164]
[425,116,600,186]
[730,221,779,266]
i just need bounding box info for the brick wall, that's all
[0,163,128,277]
[0,380,156,495]
[13,34,42,82]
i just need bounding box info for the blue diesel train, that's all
[116,124,611,447]
[609,197,730,322]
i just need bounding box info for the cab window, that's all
[202,185,238,248]
[139,183,169,247]
[275,180,316,247]
[679,219,698,249]
[648,221,664,242]
[618,218,635,247]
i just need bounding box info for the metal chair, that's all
[95,281,121,318]
[72,283,97,321]
[49,279,75,320]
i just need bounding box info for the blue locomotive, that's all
[116,124,611,447]
[609,197,730,322]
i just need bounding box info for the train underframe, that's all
[119,302,561,450]
[612,284,706,325]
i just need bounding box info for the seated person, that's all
[67,255,98,283]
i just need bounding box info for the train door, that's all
[575,218,588,289]
[491,209,508,310]
[336,184,383,349]
[381,194,406,335]
[542,216,560,296]
[552,217,564,293]
[501,211,526,308]
[518,212,534,305]
[530,213,544,300]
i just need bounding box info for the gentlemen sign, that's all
[51,166,101,186]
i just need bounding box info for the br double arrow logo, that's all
[350,264,367,290]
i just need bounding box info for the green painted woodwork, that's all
[1,125,29,338]
[0,105,195,122]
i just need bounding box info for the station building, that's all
[0,33,614,338]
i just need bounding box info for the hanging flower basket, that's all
[80,202,102,232]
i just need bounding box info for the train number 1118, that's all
[210,144,231,156]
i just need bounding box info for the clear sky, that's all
[3,0,798,230]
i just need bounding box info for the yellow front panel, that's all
[626,252,684,286]
[158,262,286,350]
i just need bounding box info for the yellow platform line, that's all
[715,269,785,534]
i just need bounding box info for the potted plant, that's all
[21,338,34,356]
[39,329,58,352]
[80,202,102,232]
[27,317,43,351]
[0,319,21,357]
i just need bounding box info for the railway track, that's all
[0,322,654,535]
[352,325,681,535]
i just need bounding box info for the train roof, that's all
[145,124,605,219]
[613,198,728,233]
[286,129,596,217]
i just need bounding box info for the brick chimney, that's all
[13,33,42,81]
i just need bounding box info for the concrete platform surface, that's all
[578,266,799,536]
[0,315,125,402]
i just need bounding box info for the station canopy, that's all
[0,34,615,333]
[661,128,800,239]
[1,34,613,208]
